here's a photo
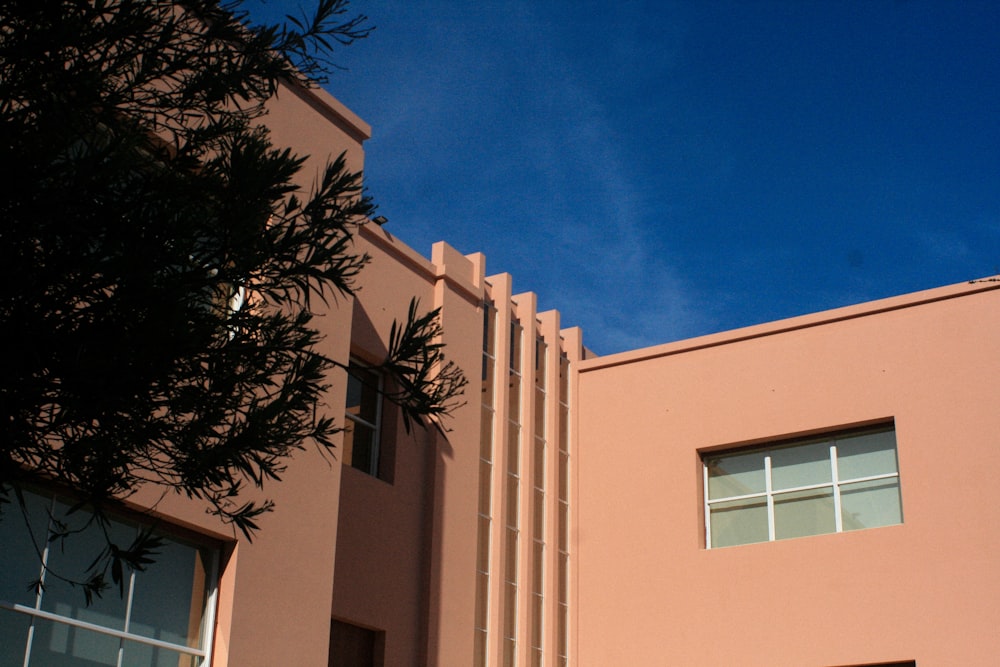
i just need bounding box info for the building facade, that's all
[575,280,1000,666]
[2,83,999,667]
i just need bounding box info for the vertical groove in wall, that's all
[530,335,547,665]
[479,284,575,667]
[556,352,571,667]
[503,318,524,666]
[474,300,498,667]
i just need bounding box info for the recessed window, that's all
[704,425,902,548]
[344,360,383,477]
[0,487,218,666]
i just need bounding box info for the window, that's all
[343,360,384,477]
[704,425,902,548]
[0,488,217,667]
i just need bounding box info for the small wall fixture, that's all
[372,216,388,226]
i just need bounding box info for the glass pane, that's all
[532,541,544,592]
[503,582,518,638]
[356,425,377,474]
[709,497,768,547]
[557,603,569,655]
[0,487,51,606]
[558,452,569,502]
[0,607,31,667]
[122,641,197,667]
[475,571,490,629]
[346,365,379,424]
[531,594,544,647]
[41,501,134,631]
[535,340,547,390]
[508,373,521,420]
[479,459,493,515]
[29,616,119,667]
[706,451,765,499]
[345,421,376,475]
[342,419,355,467]
[482,355,496,405]
[130,536,211,648]
[474,630,488,667]
[480,407,494,461]
[533,440,546,487]
[504,527,518,577]
[503,637,516,667]
[509,322,522,373]
[534,386,546,438]
[558,405,569,452]
[771,440,832,490]
[557,553,569,604]
[505,475,519,525]
[476,516,491,572]
[559,357,569,397]
[557,502,569,552]
[346,372,363,411]
[532,488,544,540]
[841,478,903,531]
[483,303,496,355]
[837,429,898,480]
[774,487,836,540]
[507,427,520,473]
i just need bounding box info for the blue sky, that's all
[246,1,1000,355]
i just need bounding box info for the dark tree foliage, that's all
[0,0,465,598]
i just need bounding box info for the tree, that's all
[0,0,466,598]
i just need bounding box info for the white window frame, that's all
[704,426,901,549]
[0,490,219,667]
[344,358,384,477]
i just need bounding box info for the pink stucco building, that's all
[574,280,1000,666]
[2,82,998,667]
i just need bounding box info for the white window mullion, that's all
[839,471,899,485]
[123,571,136,633]
[703,464,712,549]
[764,454,775,542]
[201,548,220,667]
[831,444,843,533]
[116,570,138,667]
[706,490,772,504]
[23,496,58,667]
[3,603,209,657]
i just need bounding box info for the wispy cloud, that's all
[491,4,708,353]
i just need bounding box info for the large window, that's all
[343,360,384,478]
[704,425,902,548]
[0,488,217,667]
